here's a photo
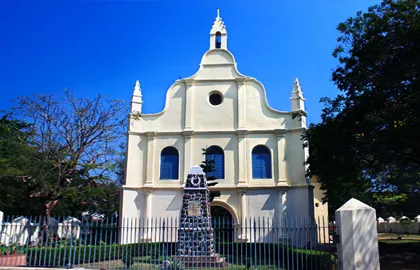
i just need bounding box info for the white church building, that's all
[121,11,327,226]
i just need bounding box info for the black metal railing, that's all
[0,215,336,269]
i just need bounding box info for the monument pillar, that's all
[176,165,227,267]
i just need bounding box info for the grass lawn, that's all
[378,233,420,241]
[379,235,420,270]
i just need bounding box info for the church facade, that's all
[121,11,327,226]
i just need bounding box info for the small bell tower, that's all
[209,9,227,50]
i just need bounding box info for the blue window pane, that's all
[252,146,272,179]
[206,146,224,179]
[160,147,179,179]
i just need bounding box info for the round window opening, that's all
[209,92,223,106]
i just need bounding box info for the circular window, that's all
[209,92,223,106]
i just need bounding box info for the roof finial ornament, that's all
[131,80,143,114]
[133,80,142,97]
[293,78,301,93]
[216,8,220,19]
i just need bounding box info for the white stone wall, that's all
[377,216,420,234]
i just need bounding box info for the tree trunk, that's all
[39,199,59,245]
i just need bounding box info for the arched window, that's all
[206,145,224,179]
[160,147,179,180]
[215,32,222,49]
[252,145,272,179]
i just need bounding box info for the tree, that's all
[200,147,221,202]
[7,90,127,222]
[0,116,41,215]
[304,0,420,214]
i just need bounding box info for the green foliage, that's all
[372,192,408,217]
[0,245,26,255]
[163,257,185,269]
[0,89,126,217]
[216,242,336,270]
[200,147,216,181]
[52,182,120,217]
[27,243,161,266]
[200,147,221,202]
[304,0,420,214]
[25,242,335,270]
[0,116,52,215]
[0,116,120,217]
[28,244,117,266]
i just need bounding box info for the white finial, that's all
[133,80,142,97]
[217,8,220,19]
[290,77,305,112]
[292,78,303,96]
[293,78,301,92]
[131,80,143,113]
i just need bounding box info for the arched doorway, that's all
[211,205,234,242]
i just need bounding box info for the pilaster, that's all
[240,191,248,219]
[184,79,194,131]
[145,132,156,187]
[278,190,287,223]
[142,191,153,240]
[182,130,194,185]
[275,129,287,186]
[236,78,247,130]
[236,129,247,186]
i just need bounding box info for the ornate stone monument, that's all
[176,165,227,267]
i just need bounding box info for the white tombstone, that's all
[58,217,81,239]
[11,216,30,245]
[387,216,396,222]
[377,217,386,233]
[335,198,380,270]
[48,217,59,236]
[0,211,3,232]
[414,215,420,223]
[0,211,3,243]
[29,221,40,244]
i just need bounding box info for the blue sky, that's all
[0,0,381,124]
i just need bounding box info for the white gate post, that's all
[335,198,380,270]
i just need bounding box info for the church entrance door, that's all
[211,206,234,243]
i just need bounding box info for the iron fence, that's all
[0,215,336,269]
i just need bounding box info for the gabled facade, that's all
[121,10,326,226]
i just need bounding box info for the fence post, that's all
[335,198,380,270]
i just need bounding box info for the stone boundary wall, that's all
[377,215,420,234]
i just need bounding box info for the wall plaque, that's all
[188,200,201,216]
